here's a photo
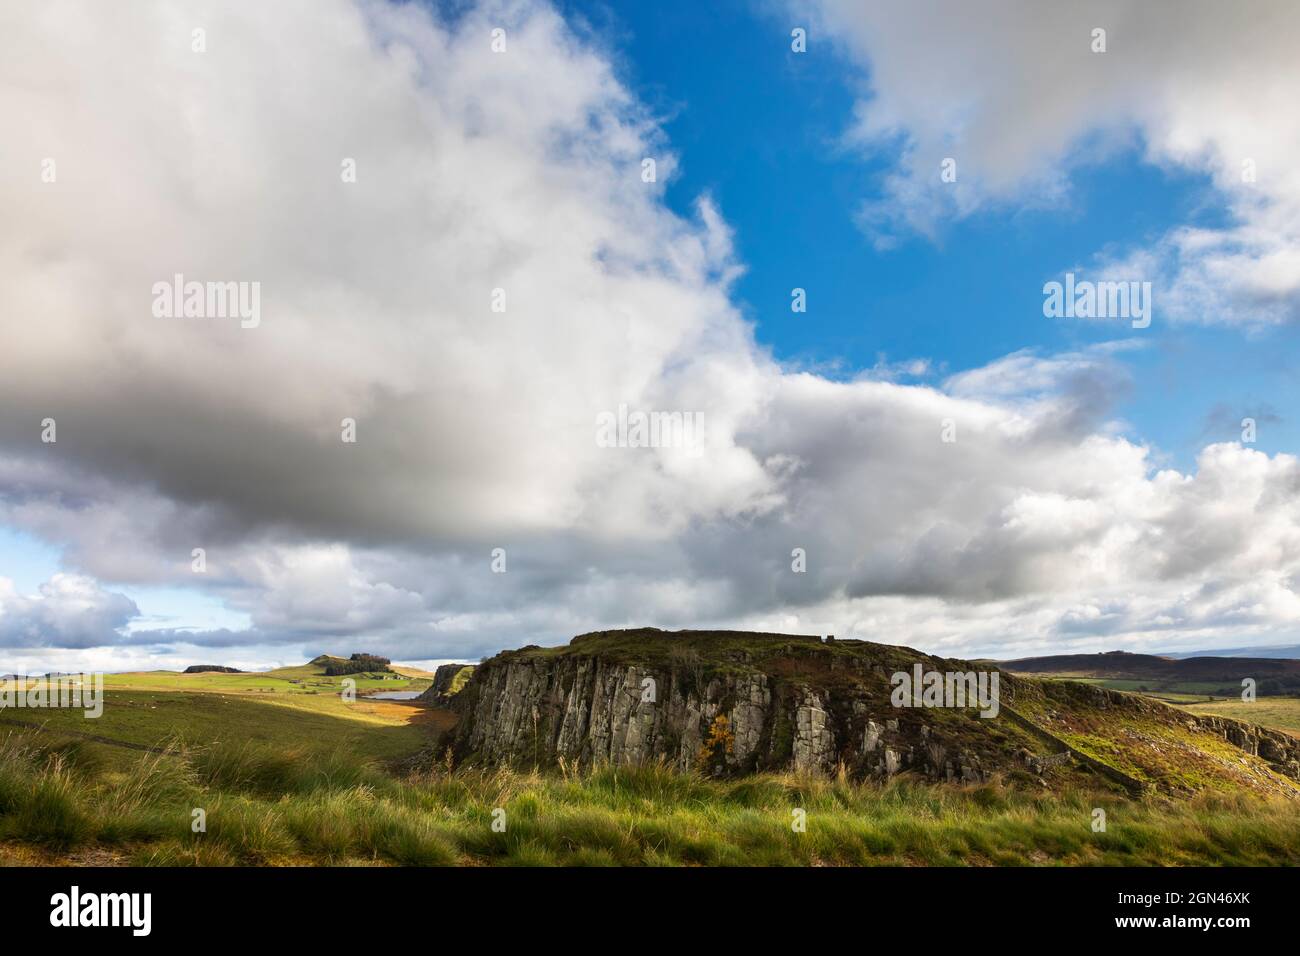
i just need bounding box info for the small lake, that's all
[365,690,422,700]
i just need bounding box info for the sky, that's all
[2,0,1300,672]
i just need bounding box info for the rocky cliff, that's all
[445,629,1300,797]
[418,662,476,706]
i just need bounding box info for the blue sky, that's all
[570,0,1299,467]
[4,0,1300,670]
[0,528,250,634]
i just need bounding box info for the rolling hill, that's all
[995,649,1300,698]
[0,654,439,768]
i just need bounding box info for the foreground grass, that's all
[3,731,1299,866]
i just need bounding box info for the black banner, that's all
[0,866,1280,941]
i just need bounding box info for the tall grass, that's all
[1,730,1299,866]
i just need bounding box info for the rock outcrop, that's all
[449,630,1030,784]
[418,663,476,706]
[443,628,1300,796]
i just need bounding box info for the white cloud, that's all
[801,0,1300,324]
[0,574,138,650]
[1,0,1299,669]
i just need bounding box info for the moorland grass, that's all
[1,730,1299,866]
[0,689,430,767]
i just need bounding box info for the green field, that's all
[0,659,438,771]
[100,661,430,697]
[1054,677,1237,697]
[1177,697,1300,737]
[0,691,433,766]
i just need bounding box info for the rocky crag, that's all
[443,628,1300,797]
[418,663,476,707]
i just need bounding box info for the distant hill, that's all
[997,650,1300,695]
[183,664,243,674]
[307,654,347,667]
[1165,644,1300,660]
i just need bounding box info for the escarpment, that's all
[444,629,1300,797]
[419,662,476,706]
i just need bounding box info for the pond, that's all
[364,690,423,700]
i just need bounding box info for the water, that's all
[365,690,422,701]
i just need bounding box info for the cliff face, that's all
[451,630,1046,785]
[446,629,1300,796]
[418,663,476,706]
[456,655,868,775]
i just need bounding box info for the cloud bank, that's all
[802,0,1300,325]
[2,0,1299,668]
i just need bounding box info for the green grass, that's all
[2,730,1299,866]
[1178,697,1300,737]
[0,657,437,770]
[101,667,430,697]
[445,666,474,697]
[1090,678,1243,696]
[0,689,432,767]
[1039,677,1300,740]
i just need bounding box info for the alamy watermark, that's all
[596,404,705,454]
[152,274,260,328]
[0,672,104,718]
[1043,272,1151,329]
[890,664,999,718]
[50,886,150,936]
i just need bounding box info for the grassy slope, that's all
[1007,677,1300,797]
[0,659,437,768]
[1088,678,1244,696]
[2,739,1299,867]
[102,665,431,695]
[1021,676,1300,740]
[445,665,474,696]
[391,664,437,679]
[1178,698,1300,737]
